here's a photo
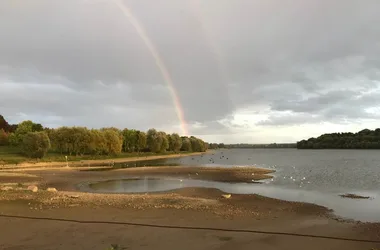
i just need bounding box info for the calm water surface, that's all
[82,149,380,222]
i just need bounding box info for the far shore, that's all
[0,151,211,170]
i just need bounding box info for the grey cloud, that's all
[1,0,380,141]
[260,90,380,126]
[257,113,320,126]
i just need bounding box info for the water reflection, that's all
[82,178,380,223]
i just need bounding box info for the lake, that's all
[84,149,380,222]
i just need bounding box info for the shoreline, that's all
[1,166,380,249]
[0,151,210,170]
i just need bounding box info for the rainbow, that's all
[113,0,189,136]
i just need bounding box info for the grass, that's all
[0,146,196,165]
[0,146,26,164]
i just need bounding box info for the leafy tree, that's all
[0,115,10,132]
[122,129,138,152]
[158,131,169,152]
[169,133,182,152]
[190,137,200,152]
[21,132,51,158]
[9,121,34,146]
[88,129,107,155]
[147,129,162,153]
[180,137,192,152]
[136,131,147,152]
[102,129,123,155]
[0,129,9,146]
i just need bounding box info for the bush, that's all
[21,132,51,159]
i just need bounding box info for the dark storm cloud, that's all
[1,0,380,139]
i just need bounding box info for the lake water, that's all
[82,149,380,222]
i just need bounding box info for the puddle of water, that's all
[79,177,380,223]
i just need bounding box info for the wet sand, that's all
[0,166,379,250]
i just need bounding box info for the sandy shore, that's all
[0,166,379,249]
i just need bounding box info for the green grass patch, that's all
[0,146,197,165]
[0,146,26,164]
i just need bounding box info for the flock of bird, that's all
[186,152,312,188]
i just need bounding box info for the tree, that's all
[9,121,34,146]
[180,137,192,152]
[21,132,51,158]
[122,129,138,152]
[88,129,107,155]
[32,123,44,132]
[190,137,200,152]
[0,115,10,132]
[158,131,169,152]
[8,120,45,146]
[0,129,9,146]
[297,128,380,149]
[169,133,182,152]
[147,129,162,153]
[102,129,123,155]
[136,131,147,153]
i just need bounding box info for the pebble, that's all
[0,186,13,191]
[221,194,231,199]
[27,185,38,193]
[47,187,58,192]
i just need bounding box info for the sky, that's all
[1,0,380,143]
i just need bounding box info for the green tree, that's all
[190,137,201,152]
[9,121,34,146]
[88,129,107,155]
[102,129,123,155]
[158,131,169,152]
[169,133,182,152]
[0,129,9,146]
[8,120,45,146]
[180,137,192,152]
[147,129,162,153]
[21,132,51,158]
[122,129,138,152]
[136,131,147,153]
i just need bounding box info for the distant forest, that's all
[297,129,380,149]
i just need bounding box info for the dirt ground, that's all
[0,166,379,250]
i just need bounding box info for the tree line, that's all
[226,143,296,149]
[297,129,380,149]
[0,116,209,159]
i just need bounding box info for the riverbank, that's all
[0,166,379,249]
[0,151,209,170]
